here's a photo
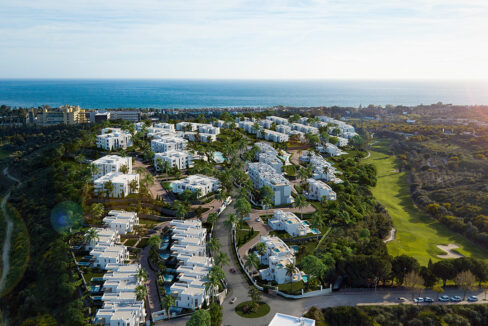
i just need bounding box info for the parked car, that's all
[424,297,434,303]
[439,295,450,302]
[450,296,462,302]
[414,297,424,303]
[229,267,236,273]
[397,297,408,302]
[230,297,237,304]
[256,217,261,222]
[468,296,479,302]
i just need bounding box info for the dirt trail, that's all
[0,167,21,292]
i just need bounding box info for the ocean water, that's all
[0,79,487,109]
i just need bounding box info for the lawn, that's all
[235,301,270,318]
[365,139,488,265]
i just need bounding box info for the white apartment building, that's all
[238,121,259,134]
[276,124,291,134]
[92,155,132,179]
[97,128,133,151]
[91,245,129,269]
[268,210,312,237]
[248,162,292,206]
[171,174,220,198]
[151,136,188,153]
[306,178,337,201]
[258,152,283,172]
[154,122,175,132]
[103,210,139,235]
[94,172,140,198]
[290,123,319,135]
[324,143,344,157]
[154,150,194,170]
[266,116,289,125]
[336,136,349,147]
[258,236,302,285]
[198,124,220,135]
[258,119,274,129]
[167,219,212,311]
[86,228,120,250]
[95,302,145,326]
[262,129,289,143]
[255,142,277,156]
[133,122,147,131]
[178,132,217,143]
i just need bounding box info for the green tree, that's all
[86,203,104,221]
[174,200,188,218]
[136,267,148,283]
[248,287,262,311]
[244,252,260,273]
[208,237,221,256]
[119,164,129,174]
[310,212,325,230]
[104,180,114,198]
[261,185,274,209]
[209,301,223,326]
[301,255,327,285]
[285,263,297,293]
[255,242,267,256]
[84,228,99,245]
[162,295,175,319]
[135,284,147,301]
[187,309,211,326]
[147,235,160,250]
[207,212,218,227]
[224,213,238,230]
[294,195,308,219]
[214,251,230,267]
[234,197,252,219]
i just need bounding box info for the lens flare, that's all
[50,201,84,234]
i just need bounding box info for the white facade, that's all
[291,123,319,135]
[94,172,140,198]
[238,121,259,134]
[153,122,175,132]
[248,162,292,206]
[92,155,132,179]
[276,124,292,134]
[97,128,133,151]
[86,228,120,251]
[266,116,289,125]
[268,313,315,326]
[178,132,217,143]
[171,174,220,197]
[268,210,312,237]
[262,129,289,143]
[154,150,194,170]
[168,219,212,310]
[258,236,302,285]
[306,178,336,201]
[91,245,129,269]
[258,152,283,172]
[103,210,139,235]
[151,136,188,153]
[324,143,344,157]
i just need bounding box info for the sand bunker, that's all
[437,243,463,259]
[384,228,396,243]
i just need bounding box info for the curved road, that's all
[0,167,21,293]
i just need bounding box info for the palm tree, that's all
[204,273,221,299]
[214,251,230,267]
[129,179,139,194]
[298,167,310,183]
[294,195,308,219]
[85,228,99,246]
[174,200,188,219]
[310,212,325,230]
[208,237,221,256]
[255,242,266,256]
[135,284,148,301]
[285,263,297,293]
[244,252,260,274]
[207,212,218,227]
[104,180,114,198]
[147,235,160,250]
[223,213,238,230]
[162,294,175,319]
[136,267,148,284]
[120,164,129,174]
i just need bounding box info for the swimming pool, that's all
[90,285,101,293]
[213,152,225,163]
[302,275,309,283]
[77,261,91,266]
[311,228,320,234]
[290,245,299,253]
[163,274,174,282]
[164,285,172,294]
[159,253,170,260]
[160,242,169,250]
[162,235,170,242]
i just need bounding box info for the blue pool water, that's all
[90,285,101,293]
[92,296,103,301]
[164,285,172,294]
[213,152,225,163]
[159,253,170,260]
[163,274,174,282]
[160,242,169,250]
[162,235,170,242]
[302,275,309,283]
[311,228,320,234]
[290,245,299,253]
[77,261,91,266]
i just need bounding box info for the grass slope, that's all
[366,139,488,265]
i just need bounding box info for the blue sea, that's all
[0,79,487,109]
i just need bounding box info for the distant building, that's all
[268,210,313,237]
[96,128,133,151]
[103,210,139,235]
[94,172,139,198]
[261,129,289,143]
[27,105,88,126]
[266,116,289,125]
[258,236,302,284]
[305,178,336,201]
[248,162,292,206]
[171,175,221,198]
[150,136,188,152]
[92,155,132,179]
[154,150,194,170]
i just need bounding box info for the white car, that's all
[230,297,237,304]
[256,217,261,222]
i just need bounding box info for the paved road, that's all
[140,246,162,314]
[0,167,21,293]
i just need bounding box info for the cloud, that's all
[0,0,487,78]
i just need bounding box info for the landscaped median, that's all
[235,301,270,318]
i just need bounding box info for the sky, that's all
[0,0,487,79]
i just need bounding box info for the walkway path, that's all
[140,246,162,314]
[0,167,21,293]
